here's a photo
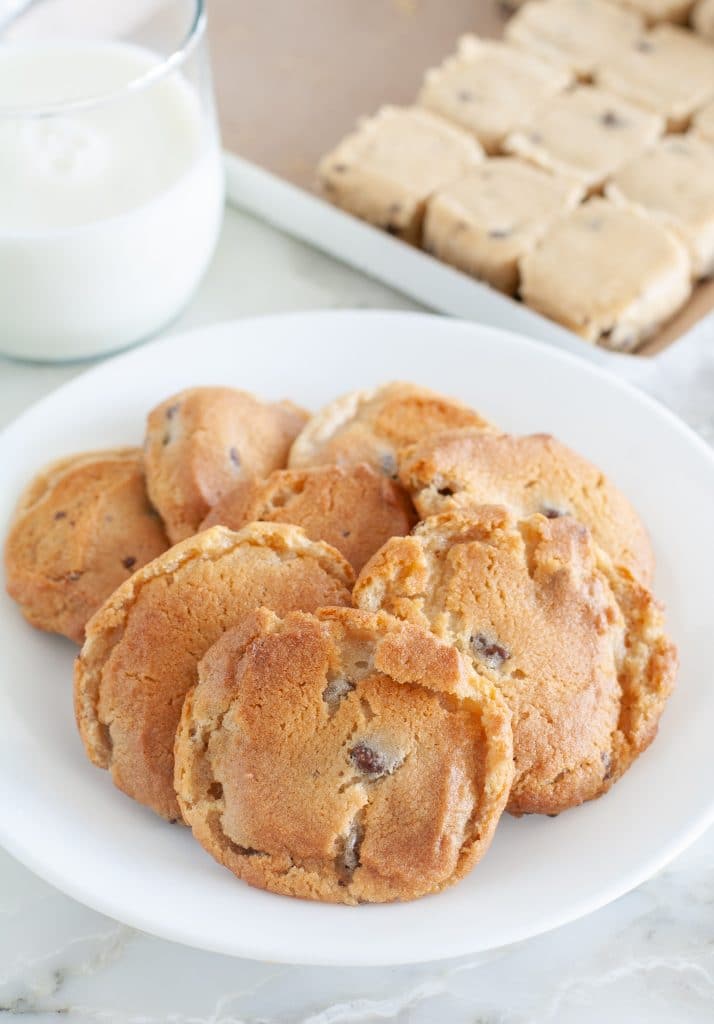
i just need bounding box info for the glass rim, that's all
[0,0,206,118]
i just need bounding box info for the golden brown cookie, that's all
[174,606,513,904]
[5,449,168,643]
[398,430,655,584]
[288,382,493,477]
[144,387,308,543]
[200,463,417,573]
[74,523,353,821]
[354,507,676,816]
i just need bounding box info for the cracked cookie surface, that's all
[288,382,493,478]
[398,430,654,584]
[200,463,416,572]
[74,523,353,822]
[354,507,676,815]
[4,449,168,643]
[174,606,513,903]
[144,387,308,543]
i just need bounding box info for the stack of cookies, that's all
[4,382,677,904]
[318,0,714,351]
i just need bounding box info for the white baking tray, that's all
[224,152,713,371]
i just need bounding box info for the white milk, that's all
[0,42,224,360]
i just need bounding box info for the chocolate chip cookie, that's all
[397,429,656,583]
[288,382,493,478]
[174,606,513,903]
[74,523,353,821]
[5,449,168,643]
[354,507,677,815]
[144,387,308,543]
[200,463,417,572]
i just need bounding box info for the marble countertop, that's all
[1,206,713,1023]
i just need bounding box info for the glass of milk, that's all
[0,0,224,360]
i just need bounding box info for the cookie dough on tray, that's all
[596,24,714,130]
[418,36,571,154]
[423,158,584,294]
[519,198,691,350]
[504,0,644,79]
[503,86,663,192]
[692,96,714,139]
[610,0,695,22]
[692,0,714,37]
[607,135,714,278]
[318,106,483,244]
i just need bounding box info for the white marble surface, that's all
[1,206,713,1023]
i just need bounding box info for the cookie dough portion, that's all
[692,0,714,38]
[397,429,655,584]
[519,198,691,349]
[503,86,663,191]
[317,106,483,244]
[5,449,168,643]
[611,0,694,23]
[596,25,714,130]
[288,382,493,476]
[354,507,677,816]
[692,96,714,140]
[200,463,416,573]
[423,158,584,294]
[607,135,714,278]
[417,36,571,154]
[74,522,353,822]
[144,387,308,544]
[505,0,644,78]
[175,606,514,903]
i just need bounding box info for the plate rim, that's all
[2,309,714,966]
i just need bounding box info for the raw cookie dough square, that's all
[596,25,714,130]
[417,36,571,154]
[318,106,484,244]
[607,135,714,277]
[692,0,714,40]
[503,86,663,191]
[609,0,694,22]
[519,197,691,349]
[692,96,714,139]
[504,0,644,79]
[423,158,584,294]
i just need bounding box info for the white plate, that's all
[1,311,713,966]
